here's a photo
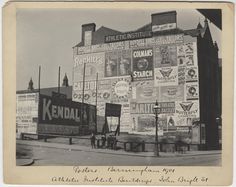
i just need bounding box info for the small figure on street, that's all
[90,132,96,149]
[107,135,112,149]
[101,134,106,148]
[112,136,117,150]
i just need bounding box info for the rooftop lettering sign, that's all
[105,31,152,43]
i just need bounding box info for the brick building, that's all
[72,11,221,150]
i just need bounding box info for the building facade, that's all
[72,11,221,149]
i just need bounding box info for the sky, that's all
[16,9,221,90]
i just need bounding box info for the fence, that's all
[20,133,204,152]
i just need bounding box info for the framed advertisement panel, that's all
[132,47,154,81]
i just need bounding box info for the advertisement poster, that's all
[120,114,132,132]
[132,81,157,102]
[175,101,199,118]
[16,93,39,137]
[178,66,186,85]
[132,47,154,81]
[73,89,111,105]
[38,94,82,126]
[97,102,106,116]
[160,85,184,102]
[107,117,119,132]
[158,116,168,128]
[184,42,197,66]
[111,78,132,103]
[152,23,177,32]
[121,103,130,114]
[129,39,145,48]
[166,115,188,127]
[105,51,118,77]
[137,115,155,132]
[186,66,198,82]
[176,42,197,67]
[154,45,177,68]
[146,34,184,46]
[130,103,155,114]
[105,50,132,77]
[136,115,164,135]
[118,50,132,76]
[89,41,125,54]
[130,102,175,114]
[186,82,199,100]
[73,80,97,91]
[159,102,175,114]
[73,52,105,81]
[154,66,178,86]
[119,103,131,132]
[73,79,112,104]
[177,44,186,66]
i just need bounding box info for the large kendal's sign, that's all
[38,95,96,135]
[39,95,82,125]
[39,94,97,125]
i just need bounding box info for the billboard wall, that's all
[73,36,199,134]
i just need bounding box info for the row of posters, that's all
[73,39,200,133]
[130,100,199,118]
[131,114,193,135]
[76,34,184,55]
[73,81,198,104]
[73,42,198,82]
[72,77,132,104]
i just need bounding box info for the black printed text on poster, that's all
[132,48,154,81]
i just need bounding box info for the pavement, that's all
[16,158,34,166]
[16,139,221,160]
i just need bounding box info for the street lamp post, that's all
[153,100,161,157]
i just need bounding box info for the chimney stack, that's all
[81,23,96,46]
[151,11,177,32]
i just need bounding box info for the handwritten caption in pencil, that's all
[51,166,209,185]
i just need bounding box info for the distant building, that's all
[72,11,221,150]
[17,74,73,98]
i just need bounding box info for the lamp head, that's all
[153,100,161,114]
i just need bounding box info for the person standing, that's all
[90,133,96,149]
[101,134,106,148]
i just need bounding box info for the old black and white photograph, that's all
[15,8,222,167]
